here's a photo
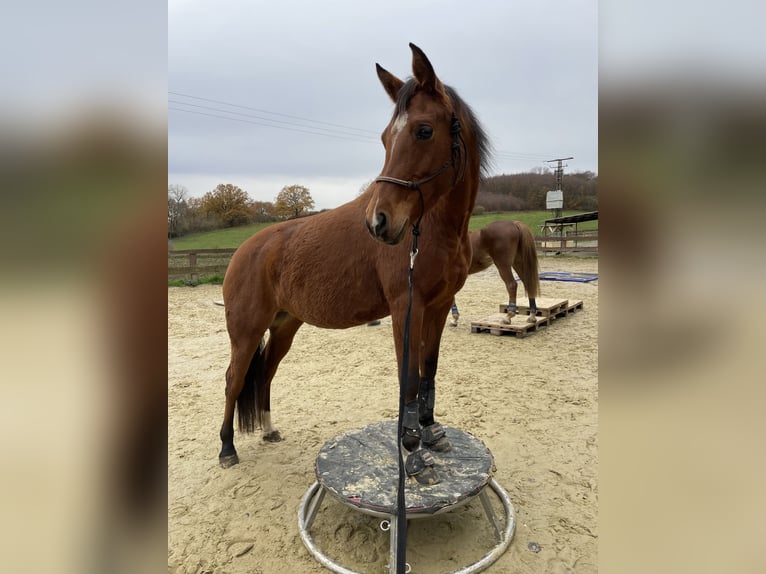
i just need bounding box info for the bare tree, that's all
[250,200,276,222]
[168,184,188,237]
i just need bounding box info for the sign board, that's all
[546,190,563,209]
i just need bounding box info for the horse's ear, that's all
[410,43,445,96]
[376,63,404,103]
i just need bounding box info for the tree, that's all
[474,170,597,211]
[199,183,253,227]
[168,184,189,238]
[274,184,315,219]
[250,200,276,222]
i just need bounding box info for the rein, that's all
[394,224,418,574]
[375,113,466,574]
[389,114,464,574]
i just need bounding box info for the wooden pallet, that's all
[564,300,584,315]
[475,299,584,338]
[470,313,550,338]
[499,297,570,320]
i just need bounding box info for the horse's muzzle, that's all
[366,213,406,245]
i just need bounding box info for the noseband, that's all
[374,114,465,192]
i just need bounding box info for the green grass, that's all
[169,210,597,251]
[168,273,225,287]
[169,222,275,250]
[468,211,598,232]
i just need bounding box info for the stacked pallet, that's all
[470,297,584,338]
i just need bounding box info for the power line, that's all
[169,91,380,136]
[169,90,559,161]
[494,152,554,162]
[169,99,379,142]
[168,107,378,144]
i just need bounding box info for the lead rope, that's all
[395,194,423,574]
[390,117,457,573]
[395,227,417,574]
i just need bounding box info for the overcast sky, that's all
[169,0,598,210]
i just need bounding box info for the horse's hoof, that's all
[219,452,239,468]
[405,450,440,485]
[402,433,420,452]
[526,315,537,324]
[426,436,451,452]
[422,423,451,452]
[413,465,440,485]
[262,430,283,442]
[501,316,512,325]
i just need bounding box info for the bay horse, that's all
[449,220,540,326]
[219,44,490,485]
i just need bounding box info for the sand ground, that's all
[168,255,598,574]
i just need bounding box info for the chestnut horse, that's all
[219,44,490,485]
[449,220,540,326]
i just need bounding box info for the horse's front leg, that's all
[391,300,439,485]
[418,304,452,452]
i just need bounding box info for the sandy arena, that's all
[168,255,598,574]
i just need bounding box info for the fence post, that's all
[189,252,198,282]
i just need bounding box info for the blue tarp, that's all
[539,272,598,283]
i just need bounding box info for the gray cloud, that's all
[169,0,598,208]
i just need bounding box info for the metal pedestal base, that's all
[296,421,516,573]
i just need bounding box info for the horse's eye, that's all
[415,125,433,140]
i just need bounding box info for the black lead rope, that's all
[396,222,419,574]
[387,115,461,573]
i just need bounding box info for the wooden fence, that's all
[535,231,598,255]
[168,248,237,281]
[168,234,598,281]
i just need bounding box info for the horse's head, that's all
[365,43,463,245]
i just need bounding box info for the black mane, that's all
[394,78,494,180]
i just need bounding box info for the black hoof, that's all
[422,423,451,452]
[402,433,420,452]
[405,450,440,485]
[425,436,451,452]
[262,430,283,442]
[219,452,239,468]
[413,465,440,485]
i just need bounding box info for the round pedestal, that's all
[297,420,515,573]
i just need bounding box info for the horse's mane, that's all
[394,78,494,180]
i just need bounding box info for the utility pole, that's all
[545,157,572,219]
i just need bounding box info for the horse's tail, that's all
[513,221,541,299]
[237,339,266,433]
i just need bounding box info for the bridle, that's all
[374,113,466,229]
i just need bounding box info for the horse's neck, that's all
[440,173,479,239]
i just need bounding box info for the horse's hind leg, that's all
[526,296,538,323]
[515,272,538,324]
[449,297,459,327]
[259,313,304,442]
[219,335,266,468]
[497,263,519,324]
